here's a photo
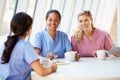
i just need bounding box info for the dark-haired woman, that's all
[0,12,57,80]
[34,10,72,60]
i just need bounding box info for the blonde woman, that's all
[71,10,114,57]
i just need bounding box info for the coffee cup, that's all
[40,58,51,68]
[65,51,77,62]
[93,50,108,60]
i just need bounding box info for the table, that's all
[31,57,120,80]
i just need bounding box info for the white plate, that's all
[55,60,70,65]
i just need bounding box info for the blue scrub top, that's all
[0,39,39,80]
[34,29,72,58]
[0,44,9,80]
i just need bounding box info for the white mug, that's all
[40,58,51,68]
[93,50,108,60]
[65,51,77,62]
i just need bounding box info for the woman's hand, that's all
[75,53,80,61]
[46,53,58,60]
[51,63,58,72]
[114,52,120,57]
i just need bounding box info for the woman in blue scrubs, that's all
[34,10,72,60]
[0,12,57,80]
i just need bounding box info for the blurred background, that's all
[0,0,120,46]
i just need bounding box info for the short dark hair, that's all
[46,10,61,21]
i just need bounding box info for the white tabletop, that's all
[31,57,120,80]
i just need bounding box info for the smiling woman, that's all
[71,10,114,57]
[33,10,72,60]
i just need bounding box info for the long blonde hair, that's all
[74,10,94,42]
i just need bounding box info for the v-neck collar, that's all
[83,29,96,43]
[44,29,58,43]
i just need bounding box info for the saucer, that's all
[54,60,70,65]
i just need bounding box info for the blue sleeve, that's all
[63,32,72,51]
[23,42,39,65]
[33,32,42,49]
